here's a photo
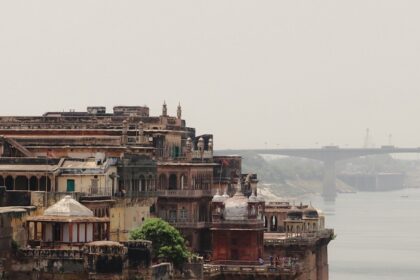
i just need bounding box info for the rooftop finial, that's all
[234,177,244,196]
[177,102,182,119]
[162,101,168,117]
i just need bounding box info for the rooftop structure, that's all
[27,196,110,248]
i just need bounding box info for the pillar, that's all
[77,223,80,243]
[322,160,337,200]
[107,222,110,240]
[34,222,38,240]
[27,221,30,242]
[69,223,73,242]
[316,243,329,280]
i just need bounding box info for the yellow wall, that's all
[109,198,156,241]
[56,166,116,194]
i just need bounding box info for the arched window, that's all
[29,176,38,191]
[158,174,167,190]
[39,177,51,191]
[169,174,177,190]
[180,174,186,190]
[15,176,28,191]
[270,216,278,232]
[139,175,146,192]
[5,176,14,190]
[148,175,154,191]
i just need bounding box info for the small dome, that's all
[44,195,94,217]
[303,205,319,219]
[212,189,224,203]
[222,188,229,199]
[287,206,303,220]
[224,180,249,221]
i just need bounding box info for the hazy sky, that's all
[1,1,420,149]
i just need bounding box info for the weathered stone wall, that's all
[151,263,172,280]
[110,197,156,241]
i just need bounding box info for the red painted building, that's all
[210,180,265,264]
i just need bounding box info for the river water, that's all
[309,188,420,280]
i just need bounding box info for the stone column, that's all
[322,160,337,200]
[37,176,41,191]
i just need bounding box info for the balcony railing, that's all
[19,248,84,259]
[167,220,210,229]
[157,189,213,198]
[192,150,213,159]
[204,261,302,276]
[264,229,334,246]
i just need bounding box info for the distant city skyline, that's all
[1,1,420,150]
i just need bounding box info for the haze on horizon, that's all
[1,1,420,150]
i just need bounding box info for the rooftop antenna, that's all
[388,134,393,145]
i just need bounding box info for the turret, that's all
[177,102,182,119]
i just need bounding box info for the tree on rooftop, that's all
[130,218,190,269]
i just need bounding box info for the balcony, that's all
[19,248,84,260]
[264,229,334,247]
[191,150,213,159]
[157,189,213,198]
[204,261,302,277]
[167,220,210,229]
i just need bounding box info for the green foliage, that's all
[130,218,190,268]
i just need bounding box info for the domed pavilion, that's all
[211,179,265,264]
[27,195,110,248]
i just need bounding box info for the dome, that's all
[44,195,94,217]
[287,206,303,220]
[223,180,249,221]
[303,205,319,219]
[212,189,224,203]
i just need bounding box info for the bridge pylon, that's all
[322,160,337,200]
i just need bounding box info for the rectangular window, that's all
[67,179,75,192]
[169,210,177,222]
[180,208,188,220]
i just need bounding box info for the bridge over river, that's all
[217,146,420,200]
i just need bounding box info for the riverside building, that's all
[0,104,333,280]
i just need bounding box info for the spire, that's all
[222,187,229,198]
[234,178,245,197]
[162,101,167,117]
[177,102,182,119]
